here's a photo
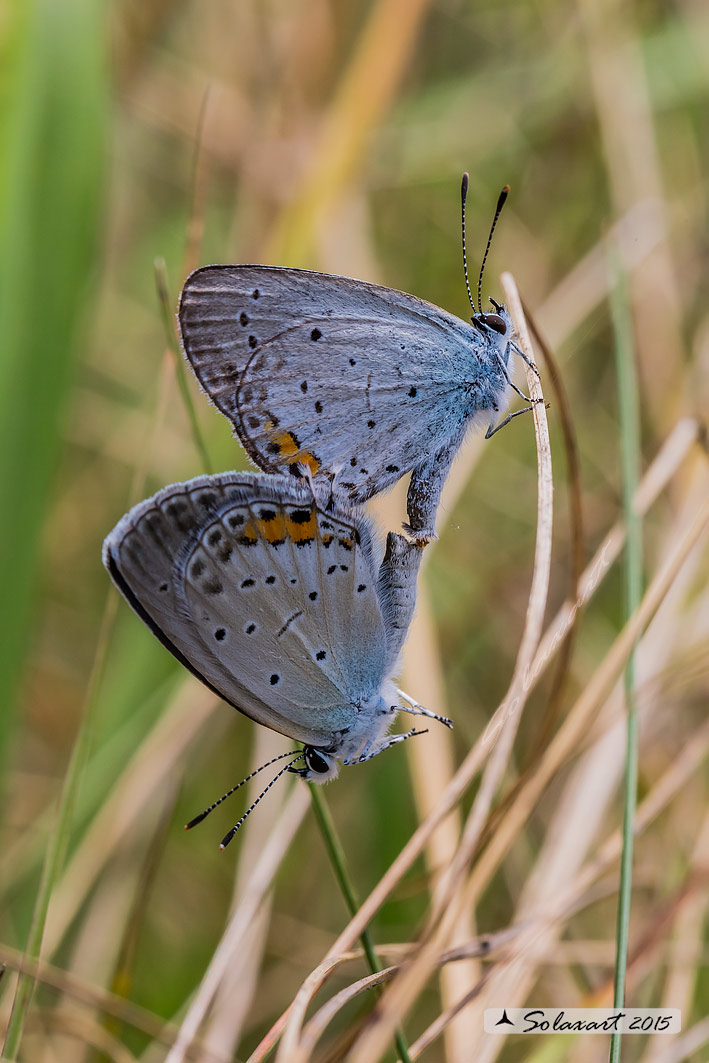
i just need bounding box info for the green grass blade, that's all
[0,0,107,761]
[309,784,412,1063]
[608,250,643,1063]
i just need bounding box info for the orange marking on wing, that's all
[270,431,298,458]
[256,511,288,543]
[238,522,259,545]
[296,451,320,475]
[268,430,320,475]
[285,507,317,543]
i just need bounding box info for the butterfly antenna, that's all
[185,750,304,830]
[477,185,510,313]
[460,172,478,314]
[220,757,303,849]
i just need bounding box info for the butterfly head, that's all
[289,745,340,783]
[472,297,510,337]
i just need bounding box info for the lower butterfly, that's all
[103,473,450,845]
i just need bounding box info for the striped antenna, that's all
[477,185,510,313]
[220,757,304,849]
[185,749,304,831]
[460,172,477,313]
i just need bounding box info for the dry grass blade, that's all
[43,683,220,957]
[329,272,551,1063]
[0,941,178,1046]
[460,493,709,912]
[165,785,310,1063]
[300,927,521,1050]
[643,809,709,1062]
[250,417,698,1063]
[265,0,434,263]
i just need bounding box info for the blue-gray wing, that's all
[103,473,388,748]
[178,266,490,502]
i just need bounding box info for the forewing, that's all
[178,266,481,498]
[237,315,478,501]
[103,473,388,748]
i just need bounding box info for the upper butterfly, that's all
[178,179,531,544]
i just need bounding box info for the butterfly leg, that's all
[395,689,453,728]
[404,441,459,545]
[510,340,541,378]
[485,404,536,438]
[376,532,423,669]
[346,727,428,765]
[495,351,533,403]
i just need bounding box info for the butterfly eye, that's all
[479,313,507,334]
[304,747,332,774]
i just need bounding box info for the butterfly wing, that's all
[103,473,388,748]
[178,266,496,502]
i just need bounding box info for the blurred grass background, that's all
[1,1,708,1061]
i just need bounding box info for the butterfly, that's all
[103,473,450,844]
[177,181,535,545]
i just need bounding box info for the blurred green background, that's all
[1,1,708,1061]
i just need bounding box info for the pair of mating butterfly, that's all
[104,178,537,846]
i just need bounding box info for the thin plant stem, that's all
[608,250,642,1063]
[308,784,412,1063]
[154,256,212,474]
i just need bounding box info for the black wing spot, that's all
[300,380,308,393]
[252,288,260,299]
[357,583,366,592]
[314,401,323,414]
[269,674,280,686]
[218,545,233,563]
[367,419,376,429]
[408,386,417,398]
[308,591,318,601]
[289,508,312,524]
[214,628,226,641]
[310,328,322,341]
[245,622,257,634]
[248,334,258,349]
[267,442,280,454]
[349,357,356,366]
[290,577,297,584]
[327,564,337,574]
[338,538,353,551]
[386,464,399,473]
[248,415,260,429]
[239,311,249,326]
[159,582,169,592]
[191,559,204,578]
[240,578,255,588]
[203,577,223,595]
[316,650,326,661]
[340,564,348,572]
[228,513,244,529]
[260,508,276,521]
[350,457,357,467]
[198,492,217,508]
[241,386,253,403]
[208,528,222,546]
[265,575,276,584]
